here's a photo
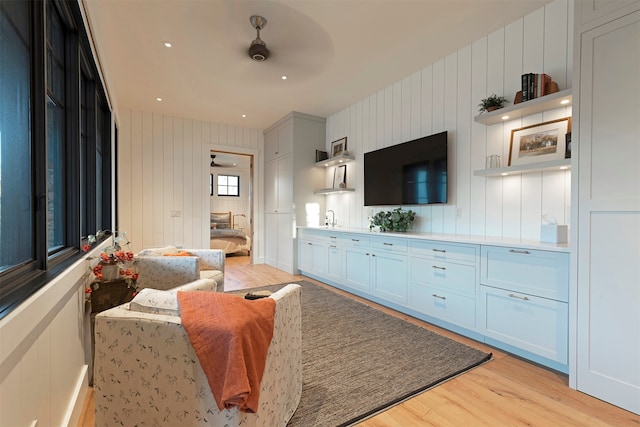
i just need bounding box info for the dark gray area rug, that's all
[237,281,492,427]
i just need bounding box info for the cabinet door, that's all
[480,286,568,365]
[276,213,293,273]
[276,155,293,213]
[264,160,278,213]
[371,251,407,304]
[327,244,342,281]
[264,156,293,213]
[264,129,279,163]
[343,246,370,292]
[298,239,314,273]
[264,213,278,267]
[576,9,640,414]
[264,121,293,162]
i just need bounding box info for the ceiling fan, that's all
[248,15,270,61]
[210,154,235,168]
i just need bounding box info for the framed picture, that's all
[333,165,347,188]
[508,117,571,166]
[331,137,347,157]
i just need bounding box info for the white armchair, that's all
[134,246,225,292]
[93,283,302,427]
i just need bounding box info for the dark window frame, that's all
[0,0,113,319]
[217,174,240,197]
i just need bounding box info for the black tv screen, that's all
[364,131,447,206]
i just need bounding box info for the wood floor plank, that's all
[77,256,640,426]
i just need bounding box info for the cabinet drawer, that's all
[371,236,408,253]
[479,285,568,364]
[409,256,476,295]
[409,240,478,264]
[298,228,326,242]
[341,233,370,248]
[481,246,569,302]
[409,283,476,328]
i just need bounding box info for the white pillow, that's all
[137,245,179,257]
[129,288,179,316]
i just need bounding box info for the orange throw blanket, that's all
[177,291,276,413]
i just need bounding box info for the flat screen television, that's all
[364,131,447,206]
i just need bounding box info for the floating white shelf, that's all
[473,158,571,177]
[314,153,355,167]
[314,188,356,195]
[474,89,572,125]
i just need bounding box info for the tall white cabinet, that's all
[572,1,640,414]
[263,112,326,274]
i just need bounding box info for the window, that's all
[0,1,32,275]
[46,0,67,253]
[0,0,113,318]
[217,175,240,197]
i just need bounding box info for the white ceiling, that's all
[82,0,551,130]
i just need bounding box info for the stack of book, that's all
[521,73,552,101]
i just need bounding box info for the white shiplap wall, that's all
[325,0,573,240]
[117,110,263,257]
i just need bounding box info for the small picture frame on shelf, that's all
[564,132,572,159]
[333,165,347,189]
[315,149,328,162]
[331,137,347,157]
[508,117,571,166]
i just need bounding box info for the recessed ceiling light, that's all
[164,42,172,48]
[281,75,287,80]
[241,114,247,118]
[156,97,162,102]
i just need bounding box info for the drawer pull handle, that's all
[330,236,337,239]
[509,249,530,255]
[508,293,530,301]
[330,245,337,248]
[383,242,393,246]
[432,249,446,253]
[432,265,446,270]
[432,294,446,300]
[307,242,313,245]
[352,239,360,242]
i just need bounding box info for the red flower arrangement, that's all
[83,230,139,298]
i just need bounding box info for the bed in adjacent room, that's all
[210,211,251,255]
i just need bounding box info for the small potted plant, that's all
[369,208,416,232]
[478,94,508,113]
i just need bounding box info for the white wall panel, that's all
[324,0,572,243]
[456,45,472,235]
[119,111,263,253]
[470,37,488,236]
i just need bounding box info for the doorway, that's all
[209,150,253,263]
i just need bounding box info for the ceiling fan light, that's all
[249,40,269,61]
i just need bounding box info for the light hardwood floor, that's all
[78,255,640,426]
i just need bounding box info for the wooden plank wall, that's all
[325,0,573,240]
[118,113,262,254]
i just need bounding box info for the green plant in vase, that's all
[369,207,416,232]
[478,94,508,113]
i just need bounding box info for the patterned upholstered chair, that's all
[133,246,225,292]
[93,283,302,427]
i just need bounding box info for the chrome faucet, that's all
[326,210,336,227]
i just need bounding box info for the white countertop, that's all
[297,226,570,253]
